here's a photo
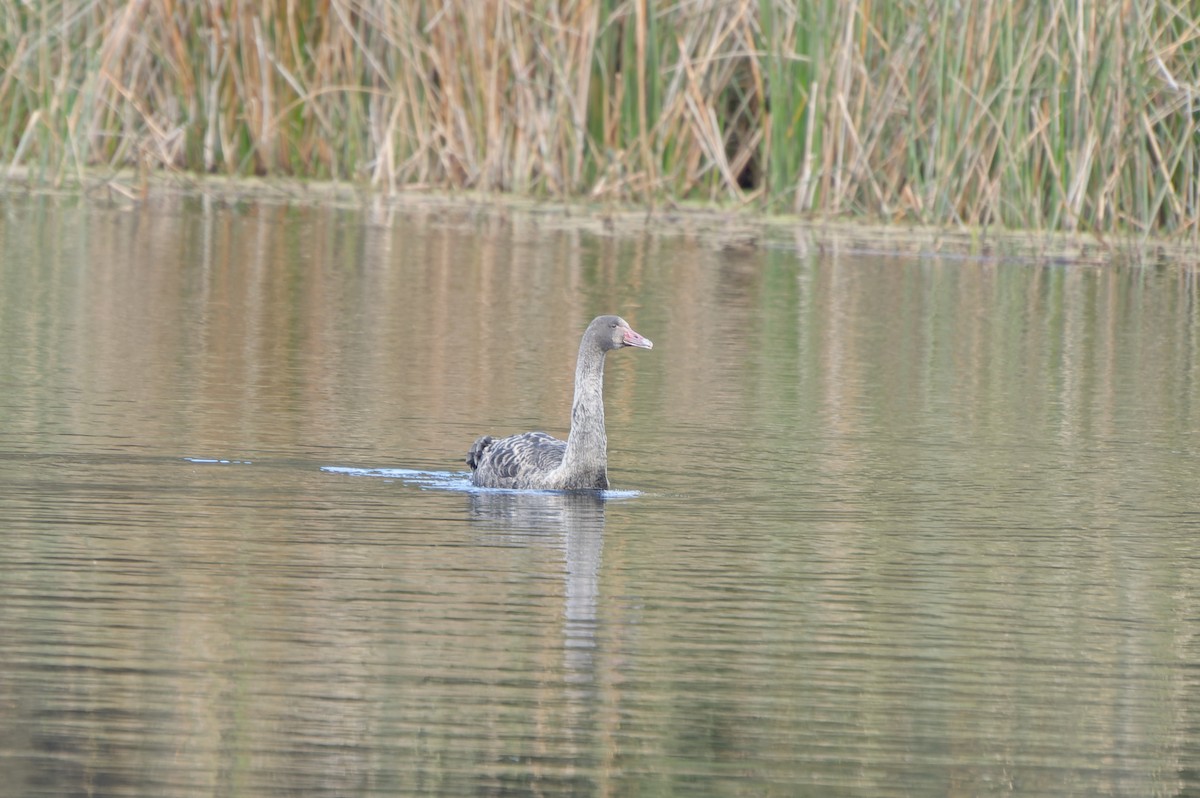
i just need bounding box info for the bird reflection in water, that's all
[467,490,608,689]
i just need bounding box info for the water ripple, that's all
[320,465,642,499]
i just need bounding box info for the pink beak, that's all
[623,326,653,349]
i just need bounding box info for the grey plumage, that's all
[467,315,653,490]
[467,432,566,482]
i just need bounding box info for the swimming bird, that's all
[466,315,653,490]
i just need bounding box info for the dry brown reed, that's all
[1,0,1197,236]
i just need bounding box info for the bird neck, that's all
[560,342,608,485]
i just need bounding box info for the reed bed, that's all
[2,0,1197,236]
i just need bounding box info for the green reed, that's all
[1,0,1196,237]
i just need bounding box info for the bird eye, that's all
[610,321,618,328]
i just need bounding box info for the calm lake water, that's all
[1,192,1199,796]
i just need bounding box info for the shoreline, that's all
[1,169,1194,269]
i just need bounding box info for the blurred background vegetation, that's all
[1,0,1197,236]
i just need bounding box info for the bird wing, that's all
[468,431,566,488]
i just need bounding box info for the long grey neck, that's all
[559,341,608,485]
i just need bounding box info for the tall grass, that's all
[1,0,1197,236]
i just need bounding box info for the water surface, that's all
[1,194,1199,796]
